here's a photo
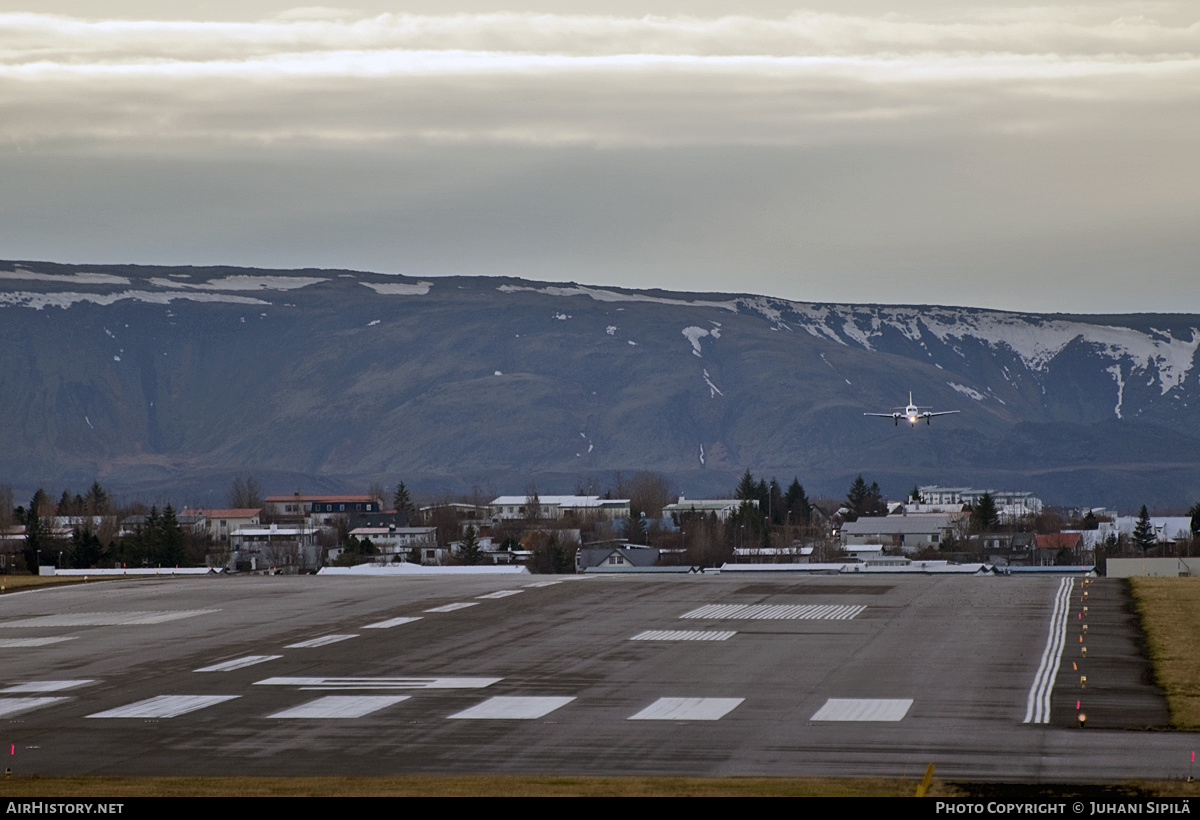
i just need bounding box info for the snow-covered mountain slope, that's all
[2,260,1198,508]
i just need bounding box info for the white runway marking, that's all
[425,602,479,613]
[811,698,913,721]
[629,698,744,721]
[680,603,865,621]
[87,695,239,719]
[476,590,523,599]
[254,676,501,690]
[268,695,410,719]
[0,610,217,627]
[524,581,562,587]
[0,637,77,647]
[1,680,93,693]
[363,617,422,629]
[195,655,282,672]
[1024,577,1074,724]
[285,634,357,648]
[449,696,575,720]
[629,630,736,641]
[0,697,69,717]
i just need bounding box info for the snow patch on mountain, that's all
[703,369,724,398]
[769,301,1200,396]
[498,283,737,311]
[150,275,326,291]
[0,270,130,285]
[682,326,711,357]
[359,281,433,295]
[0,290,270,309]
[947,382,985,401]
[737,296,789,330]
[789,305,844,344]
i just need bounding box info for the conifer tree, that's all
[1133,506,1156,552]
[393,482,415,519]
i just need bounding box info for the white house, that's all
[490,495,630,521]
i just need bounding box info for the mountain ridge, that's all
[2,260,1197,510]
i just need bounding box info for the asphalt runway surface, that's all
[0,573,1190,782]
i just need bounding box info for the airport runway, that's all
[0,573,1189,782]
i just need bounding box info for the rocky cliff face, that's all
[3,260,1198,509]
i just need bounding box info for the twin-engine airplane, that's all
[866,392,960,426]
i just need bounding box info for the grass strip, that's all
[0,575,120,593]
[1128,576,1200,730]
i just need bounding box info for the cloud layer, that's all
[1,3,1198,312]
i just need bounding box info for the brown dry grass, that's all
[1128,576,1200,730]
[0,575,116,593]
[0,775,958,797]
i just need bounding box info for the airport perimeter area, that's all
[0,573,1193,785]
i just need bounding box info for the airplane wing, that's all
[864,412,899,418]
[921,410,960,418]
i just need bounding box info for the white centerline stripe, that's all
[629,630,736,641]
[254,676,501,690]
[523,581,562,587]
[1,680,93,693]
[196,655,282,672]
[629,698,744,721]
[285,634,357,648]
[811,698,913,721]
[0,697,69,717]
[1024,577,1074,724]
[476,590,524,599]
[449,696,575,720]
[268,695,410,719]
[87,695,239,719]
[363,617,422,629]
[0,637,77,647]
[425,602,478,613]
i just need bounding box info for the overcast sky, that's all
[2,1,1197,313]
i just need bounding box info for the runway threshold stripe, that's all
[1023,577,1074,724]
[286,634,358,648]
[254,676,502,690]
[0,697,69,717]
[629,698,744,721]
[425,602,479,613]
[476,590,523,599]
[268,695,410,719]
[87,695,239,719]
[680,604,866,621]
[0,637,77,647]
[448,696,575,720]
[629,630,736,641]
[195,655,282,672]
[363,617,422,629]
[810,698,913,721]
[1,680,93,693]
[0,610,217,627]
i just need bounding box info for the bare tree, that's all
[524,484,542,523]
[0,485,13,533]
[627,471,674,520]
[229,476,263,509]
[369,481,386,510]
